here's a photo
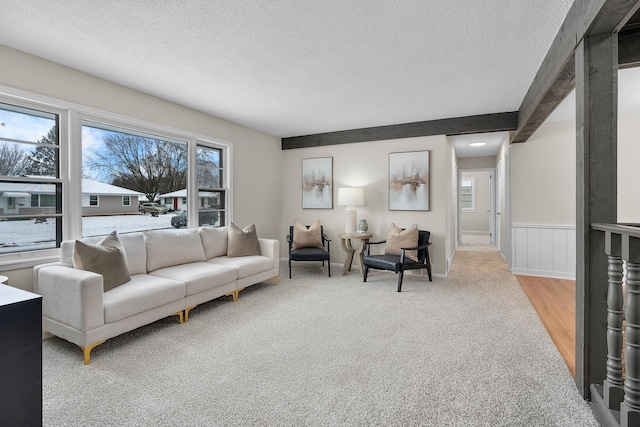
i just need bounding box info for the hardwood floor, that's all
[515,274,576,377]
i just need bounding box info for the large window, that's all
[0,93,229,266]
[81,120,189,237]
[0,101,62,255]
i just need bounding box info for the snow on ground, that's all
[0,213,176,254]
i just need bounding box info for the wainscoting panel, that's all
[511,224,576,279]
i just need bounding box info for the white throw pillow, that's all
[199,226,229,259]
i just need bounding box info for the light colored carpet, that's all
[42,248,598,426]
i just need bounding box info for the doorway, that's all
[458,168,495,246]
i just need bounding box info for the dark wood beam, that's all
[281,112,517,150]
[512,0,640,145]
[619,27,640,68]
[575,31,618,400]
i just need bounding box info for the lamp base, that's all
[345,206,357,234]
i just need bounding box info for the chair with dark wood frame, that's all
[362,230,432,292]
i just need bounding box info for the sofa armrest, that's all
[37,265,105,332]
[258,238,280,269]
[33,261,62,294]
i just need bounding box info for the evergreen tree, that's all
[25,127,57,177]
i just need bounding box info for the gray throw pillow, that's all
[227,223,261,257]
[73,231,131,292]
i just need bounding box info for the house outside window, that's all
[0,100,62,257]
[0,92,230,265]
[461,177,476,212]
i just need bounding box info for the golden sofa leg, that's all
[184,306,197,322]
[225,289,242,302]
[273,276,279,285]
[172,311,184,324]
[81,340,106,365]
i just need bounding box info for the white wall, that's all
[281,135,452,276]
[511,120,576,225]
[0,44,282,291]
[618,115,640,223]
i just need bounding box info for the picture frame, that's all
[388,150,430,211]
[302,157,333,209]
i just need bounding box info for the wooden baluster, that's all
[622,260,640,426]
[604,255,624,409]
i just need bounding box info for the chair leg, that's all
[397,271,404,292]
[363,266,368,282]
[427,264,433,281]
[289,259,292,279]
[328,260,331,277]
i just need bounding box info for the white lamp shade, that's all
[337,187,364,206]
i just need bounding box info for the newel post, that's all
[621,234,640,427]
[603,230,624,410]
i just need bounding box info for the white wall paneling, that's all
[511,224,575,279]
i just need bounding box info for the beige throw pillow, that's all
[384,223,419,261]
[227,223,261,257]
[292,219,323,249]
[73,231,131,292]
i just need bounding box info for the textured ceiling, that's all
[0,1,574,138]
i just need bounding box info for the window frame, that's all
[0,88,231,270]
[0,96,66,268]
[460,176,477,212]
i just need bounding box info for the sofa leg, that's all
[184,307,197,322]
[81,340,105,365]
[225,289,242,302]
[272,275,280,285]
[170,311,184,324]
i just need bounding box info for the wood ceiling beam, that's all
[281,112,517,150]
[512,0,640,144]
[619,28,640,68]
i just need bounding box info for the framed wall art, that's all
[388,150,430,211]
[302,157,333,209]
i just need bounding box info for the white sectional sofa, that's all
[34,226,279,364]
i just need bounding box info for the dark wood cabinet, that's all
[0,284,42,426]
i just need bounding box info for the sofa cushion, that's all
[103,274,186,323]
[73,231,131,292]
[227,223,261,257]
[61,232,147,275]
[199,226,228,259]
[144,229,206,272]
[149,261,237,296]
[384,223,418,261]
[292,219,323,249]
[208,256,274,279]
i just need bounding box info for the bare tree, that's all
[86,134,187,202]
[0,142,28,176]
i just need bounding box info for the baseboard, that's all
[510,268,575,280]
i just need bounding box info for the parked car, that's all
[171,210,219,228]
[139,202,168,215]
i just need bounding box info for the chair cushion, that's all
[227,223,261,257]
[72,231,131,292]
[290,247,330,261]
[385,223,418,261]
[292,220,323,249]
[364,254,422,272]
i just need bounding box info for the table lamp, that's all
[338,187,364,233]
